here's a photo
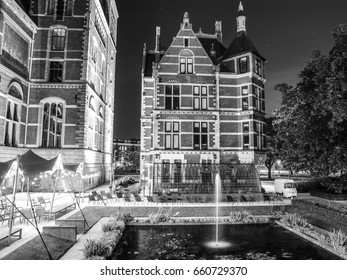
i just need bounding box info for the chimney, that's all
[155,26,161,52]
[215,20,223,43]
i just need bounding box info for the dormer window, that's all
[184,38,189,47]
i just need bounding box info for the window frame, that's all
[51,28,66,51]
[49,61,63,82]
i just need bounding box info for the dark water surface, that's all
[111,224,338,260]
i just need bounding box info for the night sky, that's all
[114,0,347,139]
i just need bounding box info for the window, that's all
[42,102,64,148]
[49,61,63,82]
[162,160,170,183]
[253,122,259,149]
[174,160,182,183]
[243,122,249,133]
[51,28,66,51]
[47,0,55,15]
[165,85,180,110]
[241,86,249,110]
[180,57,194,74]
[66,0,74,16]
[260,90,265,111]
[164,121,179,150]
[56,0,65,20]
[193,122,208,150]
[4,100,21,147]
[243,121,249,150]
[239,56,249,73]
[184,38,189,47]
[193,86,208,110]
[255,58,262,76]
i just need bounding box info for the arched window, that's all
[179,50,194,74]
[89,95,96,111]
[51,28,66,50]
[41,101,64,148]
[4,84,23,147]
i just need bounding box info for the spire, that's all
[236,1,246,32]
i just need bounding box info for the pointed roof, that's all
[237,1,245,16]
[197,37,226,65]
[221,31,265,61]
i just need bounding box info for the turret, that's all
[236,1,246,33]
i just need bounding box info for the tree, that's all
[264,117,281,180]
[274,24,347,183]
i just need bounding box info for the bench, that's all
[0,228,22,242]
[50,203,76,219]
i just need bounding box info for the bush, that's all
[148,207,173,223]
[295,179,323,193]
[102,217,126,233]
[116,176,136,187]
[83,239,109,259]
[297,198,347,215]
[320,175,347,194]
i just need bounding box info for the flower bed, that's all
[82,213,133,260]
[277,213,347,259]
[131,208,271,225]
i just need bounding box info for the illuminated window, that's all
[42,102,64,148]
[51,28,66,50]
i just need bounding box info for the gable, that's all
[158,28,215,75]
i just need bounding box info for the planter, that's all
[276,221,346,260]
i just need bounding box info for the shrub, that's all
[295,198,347,215]
[328,229,347,254]
[148,207,172,223]
[102,217,126,233]
[83,239,108,259]
[295,179,323,193]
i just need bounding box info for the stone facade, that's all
[140,4,266,194]
[0,0,118,188]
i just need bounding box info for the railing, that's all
[153,163,261,194]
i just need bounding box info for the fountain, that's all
[204,172,232,249]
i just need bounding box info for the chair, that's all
[35,207,49,222]
[198,196,206,203]
[105,192,115,202]
[20,209,34,225]
[88,195,98,205]
[99,190,109,201]
[176,194,183,203]
[124,196,132,205]
[116,192,123,199]
[37,196,51,208]
[0,212,10,225]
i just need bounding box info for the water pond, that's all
[111,224,338,260]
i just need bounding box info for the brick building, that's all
[0,0,118,188]
[140,3,265,194]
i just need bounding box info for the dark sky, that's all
[114,0,347,139]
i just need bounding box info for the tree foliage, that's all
[273,24,347,178]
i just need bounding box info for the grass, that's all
[0,233,74,260]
